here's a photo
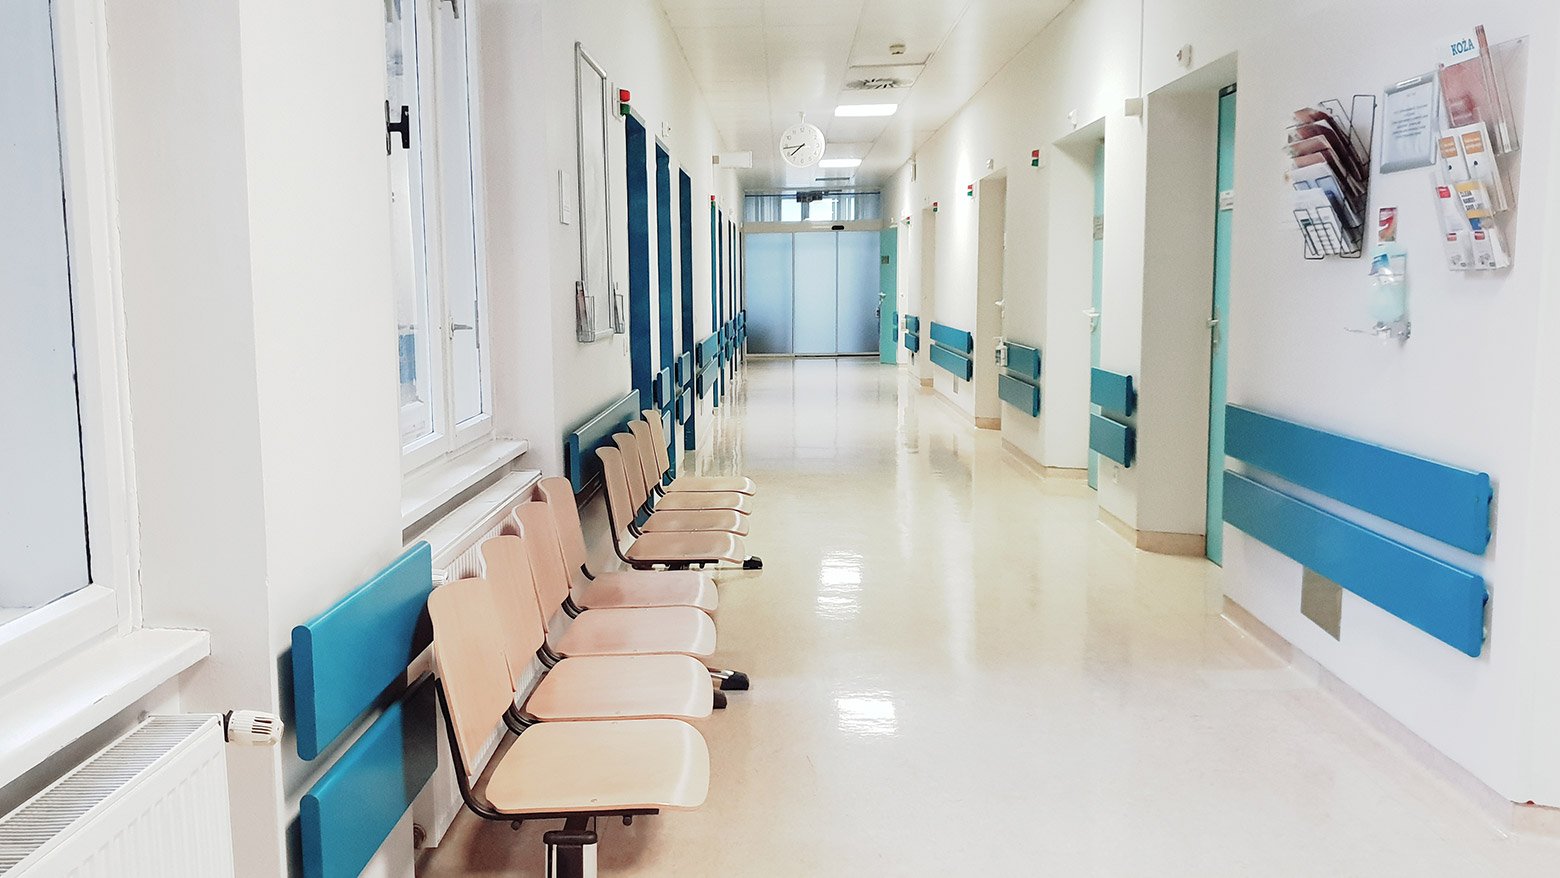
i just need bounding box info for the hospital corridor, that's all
[4,1,1560,877]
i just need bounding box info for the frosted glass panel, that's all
[744,233,793,353]
[835,231,881,354]
[792,233,838,354]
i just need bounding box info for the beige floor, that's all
[419,358,1560,877]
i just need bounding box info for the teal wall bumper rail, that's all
[1090,368,1136,417]
[290,542,434,761]
[563,390,642,493]
[300,675,437,878]
[929,321,973,354]
[1223,471,1487,656]
[677,386,694,422]
[999,340,1042,417]
[999,373,1041,416]
[1225,405,1493,554]
[1089,414,1134,466]
[653,367,673,409]
[675,351,693,388]
[1005,342,1041,381]
[903,315,920,333]
[696,358,719,398]
[696,333,719,368]
[929,343,973,380]
[904,331,920,353]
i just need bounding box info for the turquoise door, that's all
[879,228,898,362]
[1206,85,1237,564]
[1088,143,1105,489]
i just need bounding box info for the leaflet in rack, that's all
[1285,96,1375,259]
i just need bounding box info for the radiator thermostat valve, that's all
[223,710,284,746]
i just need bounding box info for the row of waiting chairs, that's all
[427,417,759,878]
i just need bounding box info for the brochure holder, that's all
[1431,29,1526,272]
[1287,95,1376,260]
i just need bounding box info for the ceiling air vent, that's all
[846,77,908,91]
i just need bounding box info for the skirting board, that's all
[1098,507,1206,556]
[1001,439,1088,480]
[919,377,933,387]
[1220,598,1560,837]
[975,416,1001,430]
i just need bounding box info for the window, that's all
[387,0,492,470]
[743,191,882,223]
[2,0,91,623]
[0,0,137,667]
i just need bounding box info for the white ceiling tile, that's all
[661,0,1066,188]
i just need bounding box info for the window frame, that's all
[0,0,142,676]
[397,0,495,476]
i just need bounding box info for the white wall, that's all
[886,0,1560,807]
[477,0,743,476]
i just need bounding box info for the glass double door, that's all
[746,230,880,355]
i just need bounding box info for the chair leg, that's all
[712,690,728,710]
[743,555,764,570]
[544,816,598,878]
[707,668,751,691]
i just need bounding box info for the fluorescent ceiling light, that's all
[835,104,898,117]
[818,158,862,169]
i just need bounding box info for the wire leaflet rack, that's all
[1288,95,1377,260]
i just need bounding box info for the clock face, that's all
[779,122,826,168]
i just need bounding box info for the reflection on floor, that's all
[418,358,1560,876]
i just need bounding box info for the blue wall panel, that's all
[903,331,920,353]
[291,543,433,761]
[1223,471,1487,656]
[299,675,438,878]
[1089,414,1135,466]
[1005,342,1041,381]
[625,116,653,409]
[903,315,920,333]
[1090,368,1136,418]
[1225,405,1492,555]
[998,373,1041,417]
[929,321,973,354]
[929,343,973,380]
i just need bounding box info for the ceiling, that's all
[658,0,1073,193]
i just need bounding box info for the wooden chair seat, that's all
[525,654,714,721]
[482,719,709,814]
[551,605,718,658]
[665,474,757,496]
[651,490,752,514]
[623,530,747,567]
[576,571,718,612]
[641,508,749,536]
[639,410,757,496]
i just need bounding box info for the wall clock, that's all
[779,121,826,168]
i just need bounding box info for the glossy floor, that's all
[419,358,1560,876]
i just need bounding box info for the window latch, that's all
[385,101,411,155]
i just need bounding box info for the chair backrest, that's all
[537,476,591,589]
[514,502,574,628]
[427,578,513,779]
[596,446,641,543]
[640,409,673,482]
[612,432,651,513]
[628,421,667,492]
[476,536,547,684]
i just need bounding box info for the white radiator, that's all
[0,715,234,878]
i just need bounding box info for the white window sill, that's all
[0,627,210,791]
[401,438,530,529]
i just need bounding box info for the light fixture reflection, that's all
[816,553,863,620]
[835,694,899,737]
